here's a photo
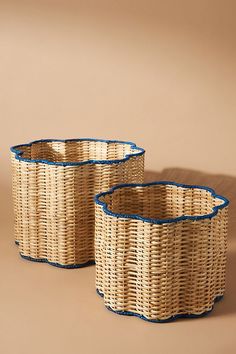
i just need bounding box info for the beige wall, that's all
[0,0,236,186]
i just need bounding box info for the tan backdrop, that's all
[0,1,236,353]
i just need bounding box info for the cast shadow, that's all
[145,167,236,318]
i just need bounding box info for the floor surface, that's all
[1,168,236,354]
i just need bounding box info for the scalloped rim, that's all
[10,138,145,166]
[95,181,229,224]
[96,289,223,323]
[20,253,95,269]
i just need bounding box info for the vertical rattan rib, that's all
[11,139,145,268]
[95,182,229,322]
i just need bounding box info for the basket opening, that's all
[14,140,141,164]
[101,184,225,220]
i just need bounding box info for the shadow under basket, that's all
[95,181,229,322]
[11,138,145,268]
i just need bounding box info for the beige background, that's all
[0,1,236,353]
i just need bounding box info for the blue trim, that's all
[10,138,145,166]
[95,181,229,224]
[20,253,95,269]
[96,289,223,323]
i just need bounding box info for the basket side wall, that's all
[11,152,144,266]
[95,205,228,321]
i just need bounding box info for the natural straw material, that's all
[95,182,229,322]
[11,139,144,268]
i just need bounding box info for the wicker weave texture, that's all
[95,182,229,322]
[11,139,144,267]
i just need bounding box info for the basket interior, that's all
[100,184,225,219]
[15,140,140,163]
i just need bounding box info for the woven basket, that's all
[11,139,145,268]
[95,181,229,322]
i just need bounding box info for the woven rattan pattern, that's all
[95,182,229,322]
[11,139,144,267]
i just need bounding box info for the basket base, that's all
[20,253,95,269]
[96,289,223,323]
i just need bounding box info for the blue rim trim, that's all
[95,181,229,224]
[20,253,95,269]
[10,138,145,166]
[96,289,223,323]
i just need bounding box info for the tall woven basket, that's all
[11,139,145,268]
[95,181,229,322]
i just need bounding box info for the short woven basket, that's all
[11,139,145,268]
[95,181,229,322]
